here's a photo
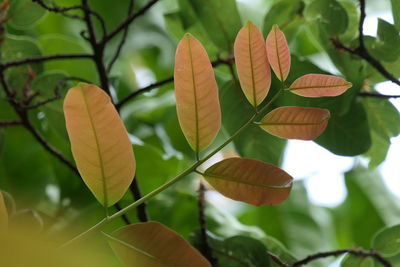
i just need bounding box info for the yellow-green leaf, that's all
[288,74,352,97]
[64,83,135,207]
[107,222,211,267]
[258,106,330,140]
[0,191,8,234]
[203,158,292,206]
[174,33,221,152]
[266,24,291,82]
[234,21,271,106]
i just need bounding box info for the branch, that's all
[267,252,288,267]
[115,56,234,109]
[0,120,22,127]
[106,0,135,73]
[331,0,400,87]
[2,54,93,69]
[31,0,84,20]
[197,182,216,265]
[102,0,160,44]
[358,92,400,98]
[291,249,392,267]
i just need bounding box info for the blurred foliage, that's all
[0,0,400,266]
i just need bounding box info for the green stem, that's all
[61,88,284,247]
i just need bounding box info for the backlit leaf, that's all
[266,24,291,82]
[203,158,292,206]
[64,83,135,207]
[258,106,330,140]
[174,33,221,152]
[0,191,7,233]
[107,222,211,267]
[234,21,271,106]
[372,224,400,257]
[288,74,352,97]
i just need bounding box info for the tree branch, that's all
[2,54,93,69]
[106,0,135,73]
[115,56,234,109]
[129,177,149,222]
[291,249,391,267]
[102,0,160,44]
[31,0,84,20]
[0,120,22,127]
[331,0,400,87]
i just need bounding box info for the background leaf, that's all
[64,84,135,207]
[204,158,292,206]
[372,224,400,257]
[174,33,221,153]
[0,191,7,233]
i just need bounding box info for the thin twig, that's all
[31,0,84,20]
[291,249,392,267]
[102,0,160,44]
[197,182,216,265]
[115,56,234,109]
[0,120,22,127]
[331,0,400,87]
[107,0,135,73]
[267,252,289,267]
[2,54,93,69]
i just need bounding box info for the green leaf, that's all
[262,0,304,37]
[8,0,47,29]
[390,0,400,30]
[315,100,371,156]
[363,97,400,167]
[305,0,348,36]
[220,81,286,166]
[340,254,374,267]
[366,19,400,62]
[338,0,360,42]
[372,224,400,257]
[187,0,242,52]
[262,236,297,265]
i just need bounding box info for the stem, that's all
[61,88,284,247]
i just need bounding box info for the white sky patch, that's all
[283,141,353,207]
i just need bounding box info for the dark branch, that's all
[0,120,22,127]
[331,0,400,87]
[291,249,392,267]
[31,0,84,20]
[358,92,400,98]
[129,177,149,222]
[197,182,216,265]
[102,0,160,44]
[115,56,234,109]
[2,54,93,69]
[107,0,135,73]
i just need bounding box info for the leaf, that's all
[8,0,47,29]
[341,254,374,267]
[288,74,352,97]
[366,19,400,62]
[234,21,271,106]
[63,83,135,207]
[315,100,371,156]
[174,33,221,153]
[203,158,292,206]
[266,24,291,82]
[0,191,8,234]
[372,224,400,257]
[9,209,43,234]
[391,0,400,30]
[220,81,286,166]
[304,0,349,36]
[258,106,330,140]
[107,222,211,267]
[187,0,242,52]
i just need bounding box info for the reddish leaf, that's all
[258,106,330,140]
[288,74,352,97]
[234,21,271,106]
[203,158,292,206]
[266,24,291,81]
[174,33,221,152]
[64,84,135,207]
[107,222,211,267]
